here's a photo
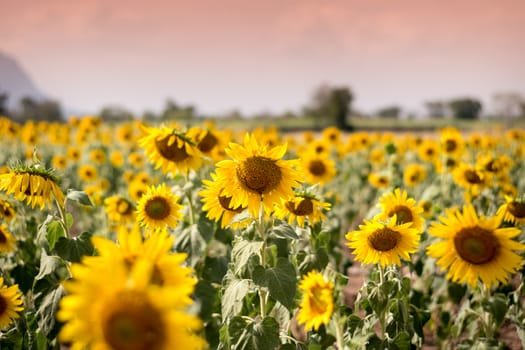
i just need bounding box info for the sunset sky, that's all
[1,0,525,116]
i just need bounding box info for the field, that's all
[0,116,524,349]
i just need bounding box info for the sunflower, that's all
[299,153,337,185]
[403,163,427,187]
[0,224,16,253]
[439,127,464,158]
[0,164,64,209]
[51,155,68,170]
[104,196,136,223]
[375,188,424,231]
[296,270,334,331]
[453,163,487,198]
[66,147,81,162]
[427,205,525,288]
[78,164,98,183]
[417,140,440,163]
[187,127,226,161]
[128,180,148,202]
[89,148,107,164]
[346,217,421,267]
[214,133,301,217]
[136,184,182,230]
[110,150,125,168]
[368,172,390,189]
[0,199,15,222]
[199,173,250,229]
[274,193,331,228]
[138,124,203,175]
[497,196,525,225]
[0,277,24,330]
[128,151,146,168]
[58,257,205,350]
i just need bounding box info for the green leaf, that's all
[391,331,410,350]
[490,293,508,327]
[66,189,93,206]
[231,240,263,275]
[221,275,251,320]
[55,232,94,263]
[34,251,64,281]
[262,258,297,310]
[35,284,64,335]
[66,213,73,229]
[46,220,65,250]
[447,282,467,304]
[271,223,299,240]
[229,316,280,350]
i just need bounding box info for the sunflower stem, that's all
[334,311,345,349]
[377,264,387,340]
[257,201,268,318]
[480,284,495,340]
[184,172,195,226]
[55,198,70,239]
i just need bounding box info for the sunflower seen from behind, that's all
[214,133,301,217]
[0,277,24,330]
[296,270,334,332]
[427,204,525,288]
[136,183,183,230]
[346,216,421,267]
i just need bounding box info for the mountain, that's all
[0,51,46,110]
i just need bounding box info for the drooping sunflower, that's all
[296,270,334,332]
[299,153,337,185]
[104,196,136,223]
[199,173,250,229]
[58,257,205,350]
[274,193,331,228]
[496,196,525,225]
[0,224,16,253]
[136,183,183,230]
[214,133,301,217]
[403,163,427,187]
[427,205,525,288]
[346,217,421,267]
[375,188,424,231]
[0,164,65,209]
[138,124,203,175]
[0,277,24,330]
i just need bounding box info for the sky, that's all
[1,0,525,117]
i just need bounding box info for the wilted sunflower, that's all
[214,133,301,217]
[136,183,182,230]
[104,196,136,223]
[58,257,205,350]
[299,153,337,185]
[427,205,525,288]
[0,164,64,209]
[0,224,16,253]
[403,163,427,187]
[497,196,525,225]
[346,217,421,267]
[375,188,424,231]
[199,173,249,229]
[0,199,15,222]
[296,270,334,331]
[139,124,202,175]
[274,193,331,228]
[0,277,24,330]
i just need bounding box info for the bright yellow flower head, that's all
[214,133,302,217]
[0,224,16,253]
[273,193,331,228]
[296,270,334,331]
[375,188,425,231]
[136,183,183,230]
[427,204,525,288]
[496,196,525,226]
[104,196,136,223]
[0,277,24,330]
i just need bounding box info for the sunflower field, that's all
[0,116,524,350]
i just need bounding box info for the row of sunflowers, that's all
[0,115,524,349]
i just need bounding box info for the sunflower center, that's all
[446,158,457,168]
[0,294,7,315]
[198,131,218,153]
[144,197,171,220]
[155,135,189,162]
[388,205,414,225]
[445,139,457,152]
[102,291,165,350]
[508,201,525,218]
[218,193,244,213]
[368,228,401,252]
[236,156,282,194]
[454,227,499,265]
[308,160,327,176]
[425,148,435,157]
[117,199,133,215]
[485,160,497,172]
[285,198,314,216]
[315,145,325,154]
[464,170,482,184]
[378,176,388,185]
[0,230,6,244]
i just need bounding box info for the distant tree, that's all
[99,105,134,122]
[492,92,524,120]
[377,105,401,119]
[162,98,196,120]
[304,84,353,130]
[0,92,8,116]
[14,96,64,122]
[424,101,447,118]
[448,98,482,120]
